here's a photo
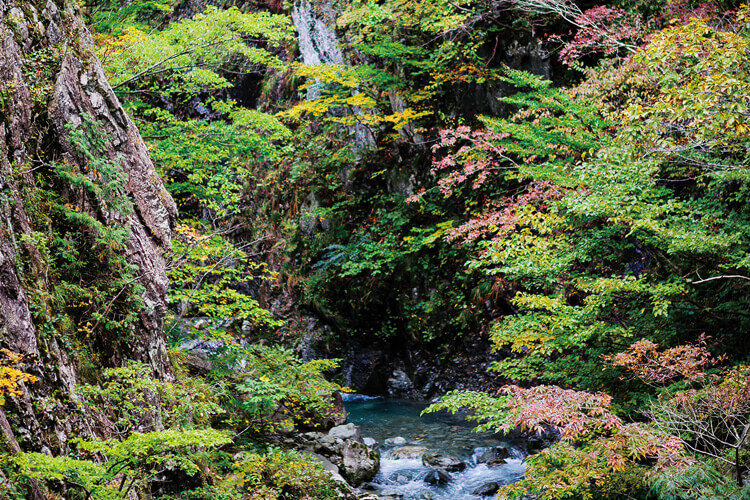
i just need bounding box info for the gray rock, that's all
[474,446,510,464]
[387,470,414,483]
[423,469,451,485]
[393,473,410,484]
[377,489,404,498]
[486,458,508,467]
[472,482,500,496]
[422,451,466,472]
[329,423,363,442]
[310,452,339,474]
[341,440,380,486]
[390,445,428,459]
[363,437,377,447]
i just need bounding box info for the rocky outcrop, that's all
[0,0,176,454]
[290,424,380,487]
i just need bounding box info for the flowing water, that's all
[344,394,526,499]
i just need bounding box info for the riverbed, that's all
[343,394,525,499]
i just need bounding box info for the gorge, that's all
[2,0,750,499]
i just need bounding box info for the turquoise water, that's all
[344,395,525,498]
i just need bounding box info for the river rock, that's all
[363,437,377,447]
[341,440,380,486]
[390,445,428,459]
[474,446,510,464]
[423,469,451,485]
[329,423,363,442]
[486,458,508,467]
[422,451,466,472]
[472,482,500,496]
[385,437,407,446]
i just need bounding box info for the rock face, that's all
[386,369,414,398]
[0,0,176,456]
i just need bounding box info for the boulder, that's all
[329,423,362,443]
[310,452,339,475]
[472,482,500,496]
[390,446,428,459]
[423,469,451,485]
[422,451,466,472]
[341,440,380,486]
[474,446,510,464]
[363,437,377,447]
[486,459,508,467]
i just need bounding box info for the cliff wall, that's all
[0,0,177,454]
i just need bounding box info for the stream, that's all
[343,394,526,499]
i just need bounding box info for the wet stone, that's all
[472,482,500,496]
[474,446,510,464]
[423,469,451,485]
[422,451,466,472]
[486,458,508,467]
[330,423,363,442]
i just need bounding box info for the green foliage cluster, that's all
[76,361,222,436]
[419,4,750,498]
[167,221,283,338]
[209,344,344,432]
[233,447,341,499]
[5,347,343,499]
[13,429,230,500]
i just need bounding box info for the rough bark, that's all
[0,0,177,455]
